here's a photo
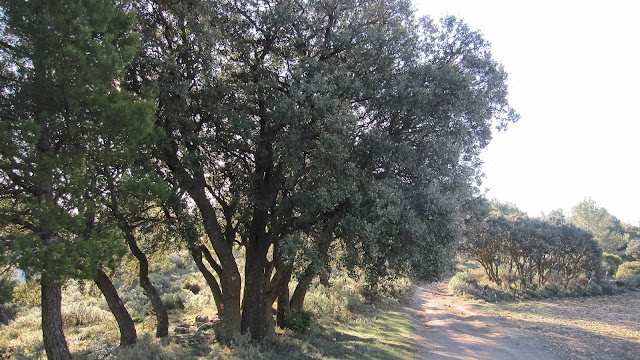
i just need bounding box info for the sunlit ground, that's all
[469,291,640,359]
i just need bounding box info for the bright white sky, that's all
[413,0,640,224]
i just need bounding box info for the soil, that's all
[409,282,640,360]
[408,282,560,360]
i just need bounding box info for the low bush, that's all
[62,301,111,327]
[304,277,367,322]
[0,276,15,304]
[184,292,214,313]
[448,270,479,297]
[0,303,17,325]
[600,280,618,295]
[111,334,186,360]
[602,253,623,277]
[626,239,640,261]
[622,274,640,288]
[161,292,185,311]
[359,276,413,305]
[181,277,201,295]
[583,281,603,296]
[284,309,312,333]
[616,261,640,278]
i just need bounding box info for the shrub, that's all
[12,280,41,306]
[304,277,366,322]
[583,281,603,296]
[0,277,15,304]
[284,310,312,333]
[161,292,185,311]
[0,303,17,325]
[622,274,640,288]
[616,261,640,278]
[533,283,563,298]
[120,286,148,316]
[184,293,214,313]
[602,253,623,277]
[626,239,640,261]
[182,277,201,295]
[359,276,413,305]
[62,301,111,327]
[112,334,186,360]
[448,270,479,297]
[600,280,618,295]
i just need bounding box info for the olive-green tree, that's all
[128,0,517,340]
[569,199,626,253]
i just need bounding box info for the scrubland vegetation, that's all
[449,200,640,303]
[0,255,416,359]
[1,0,638,358]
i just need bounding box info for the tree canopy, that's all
[569,199,626,253]
[1,0,518,346]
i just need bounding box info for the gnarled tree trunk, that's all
[94,268,137,347]
[124,230,169,338]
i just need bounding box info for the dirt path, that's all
[408,283,560,360]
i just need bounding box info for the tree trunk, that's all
[94,268,137,347]
[41,275,72,360]
[276,281,290,328]
[124,230,169,338]
[241,237,269,340]
[191,247,224,315]
[218,275,242,342]
[290,266,316,312]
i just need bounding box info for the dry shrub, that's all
[304,276,367,322]
[110,334,186,360]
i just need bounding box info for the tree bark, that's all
[290,266,315,312]
[191,247,224,315]
[167,161,242,342]
[276,279,290,328]
[94,268,137,347]
[109,184,170,339]
[124,230,169,338]
[41,275,72,360]
[241,236,269,340]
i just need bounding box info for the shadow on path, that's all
[409,283,560,360]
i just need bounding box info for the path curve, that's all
[409,282,560,360]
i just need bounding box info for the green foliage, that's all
[181,277,201,295]
[615,261,640,278]
[625,239,640,260]
[461,213,603,293]
[160,292,185,311]
[448,270,480,297]
[128,0,518,339]
[0,303,17,325]
[602,252,623,277]
[12,280,41,306]
[0,275,15,304]
[62,301,111,328]
[284,310,313,334]
[621,274,640,288]
[0,0,155,284]
[569,199,626,253]
[303,276,368,322]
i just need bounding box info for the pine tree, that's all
[0,0,154,356]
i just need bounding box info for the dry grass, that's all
[468,291,640,359]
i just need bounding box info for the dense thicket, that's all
[1,0,518,348]
[461,215,602,290]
